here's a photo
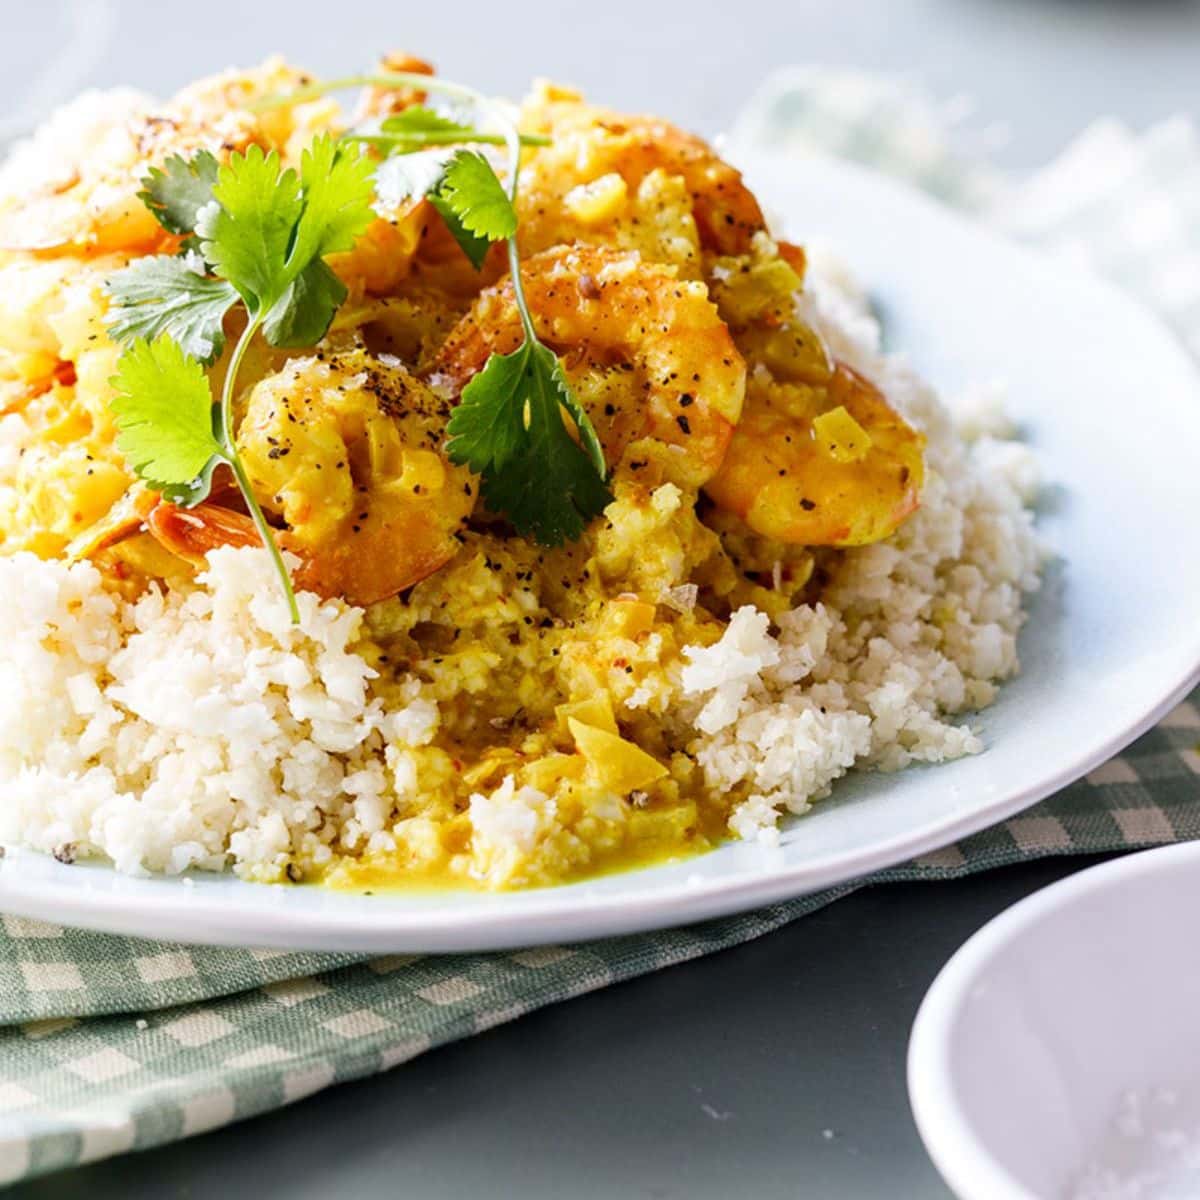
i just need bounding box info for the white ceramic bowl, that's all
[909,842,1200,1199]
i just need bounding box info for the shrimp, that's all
[517,85,766,262]
[74,482,260,594]
[143,499,261,563]
[704,363,925,546]
[0,60,331,257]
[327,202,431,298]
[432,245,746,490]
[0,93,169,257]
[699,230,924,546]
[235,350,476,605]
[353,52,435,121]
[327,290,467,373]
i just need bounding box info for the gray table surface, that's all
[9,858,1114,1200]
[3,0,1199,1195]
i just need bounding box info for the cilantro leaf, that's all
[427,190,493,270]
[263,258,348,347]
[557,371,609,481]
[202,145,303,310]
[104,254,238,364]
[420,150,513,270]
[109,337,225,492]
[436,150,517,241]
[444,344,529,472]
[200,138,374,348]
[139,150,219,237]
[447,341,612,544]
[291,134,376,263]
[379,105,475,145]
[363,144,511,270]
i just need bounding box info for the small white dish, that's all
[2,153,1199,951]
[909,841,1200,1200]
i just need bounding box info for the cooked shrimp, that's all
[144,499,260,563]
[518,85,766,260]
[0,60,331,256]
[79,484,258,593]
[0,96,168,257]
[235,350,476,605]
[353,52,435,120]
[328,290,467,373]
[705,363,925,546]
[432,245,746,490]
[327,203,430,298]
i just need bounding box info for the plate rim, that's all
[3,153,1199,952]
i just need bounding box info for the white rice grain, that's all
[0,259,1043,877]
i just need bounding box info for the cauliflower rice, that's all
[0,257,1043,887]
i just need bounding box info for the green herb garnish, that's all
[110,336,223,496]
[105,252,237,364]
[259,73,613,543]
[344,103,549,154]
[138,149,220,244]
[448,340,610,544]
[104,72,611,623]
[105,133,377,622]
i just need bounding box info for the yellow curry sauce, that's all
[0,57,925,889]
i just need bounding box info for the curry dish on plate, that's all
[0,56,1041,889]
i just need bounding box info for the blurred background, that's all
[3,0,1200,166]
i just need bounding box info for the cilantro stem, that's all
[220,313,301,624]
[252,74,496,115]
[507,235,538,345]
[344,131,550,150]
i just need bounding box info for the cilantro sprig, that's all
[105,134,377,621]
[256,73,613,544]
[102,72,612,625]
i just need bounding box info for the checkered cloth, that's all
[4,70,1200,1184]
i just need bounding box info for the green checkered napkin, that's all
[4,70,1200,1183]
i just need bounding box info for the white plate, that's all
[908,842,1200,1200]
[2,152,1199,952]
